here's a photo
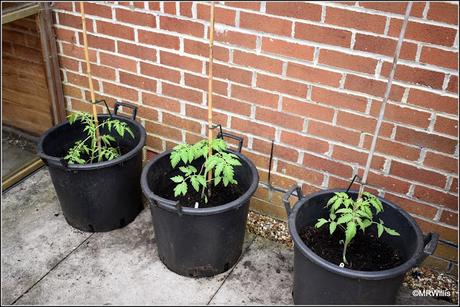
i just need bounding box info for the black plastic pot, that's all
[37,102,146,232]
[141,136,259,277]
[283,186,439,305]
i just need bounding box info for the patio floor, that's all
[1,168,451,305]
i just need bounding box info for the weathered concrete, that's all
[1,169,90,305]
[1,128,38,178]
[1,167,454,305]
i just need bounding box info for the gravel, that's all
[247,210,458,304]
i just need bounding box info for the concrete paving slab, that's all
[15,208,256,305]
[210,237,294,305]
[1,168,90,305]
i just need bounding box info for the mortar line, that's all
[11,233,95,305]
[206,234,257,305]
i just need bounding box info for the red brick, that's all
[345,74,405,100]
[137,105,158,121]
[61,42,97,62]
[384,193,437,219]
[66,71,99,90]
[362,136,421,161]
[287,62,342,87]
[76,2,112,19]
[185,104,228,126]
[447,75,458,94]
[117,41,156,62]
[215,29,257,49]
[362,171,411,194]
[326,7,387,33]
[407,89,458,115]
[390,160,447,188]
[138,30,180,50]
[295,23,352,47]
[303,152,354,178]
[354,34,417,60]
[63,84,82,99]
[309,120,361,146]
[424,152,458,174]
[311,87,368,113]
[251,139,299,163]
[58,13,93,32]
[119,71,156,92]
[427,2,458,25]
[77,33,115,51]
[256,107,304,130]
[58,56,80,71]
[184,73,227,96]
[102,82,138,101]
[231,84,279,109]
[413,186,458,210]
[440,211,458,227]
[337,111,376,133]
[415,217,458,244]
[160,16,203,37]
[434,116,458,137]
[212,63,253,85]
[319,49,378,74]
[266,2,321,21]
[115,9,155,27]
[332,145,385,171]
[214,95,251,117]
[163,113,201,134]
[256,73,308,98]
[54,1,73,10]
[146,134,163,152]
[140,62,180,83]
[233,50,283,74]
[100,52,137,72]
[197,3,236,26]
[82,63,115,81]
[54,28,77,44]
[450,178,458,194]
[240,11,292,37]
[142,92,181,113]
[163,2,176,14]
[180,2,193,17]
[282,97,335,122]
[160,51,202,73]
[148,2,160,11]
[145,121,182,141]
[231,117,276,139]
[183,39,229,62]
[277,160,324,185]
[162,83,202,104]
[280,131,329,154]
[383,104,432,129]
[360,1,425,16]
[389,20,457,47]
[381,63,445,90]
[225,1,260,11]
[71,98,104,114]
[420,47,458,70]
[261,37,314,61]
[96,20,134,40]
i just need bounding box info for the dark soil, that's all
[159,180,244,209]
[300,225,402,271]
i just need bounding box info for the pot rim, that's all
[37,114,146,171]
[141,149,259,216]
[288,188,425,280]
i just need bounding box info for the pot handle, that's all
[114,101,138,120]
[42,157,72,172]
[217,131,244,153]
[416,232,439,265]
[282,184,303,217]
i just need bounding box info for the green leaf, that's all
[170,175,184,183]
[191,176,200,192]
[329,221,337,234]
[197,175,207,187]
[384,227,400,236]
[214,176,222,186]
[215,162,224,178]
[315,218,328,228]
[329,212,336,221]
[356,209,372,219]
[337,214,353,224]
[223,176,229,187]
[377,223,384,238]
[170,152,181,168]
[331,198,343,212]
[345,222,357,245]
[336,208,353,214]
[326,195,337,207]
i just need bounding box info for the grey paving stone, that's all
[1,169,90,305]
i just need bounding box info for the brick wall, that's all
[51,1,458,275]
